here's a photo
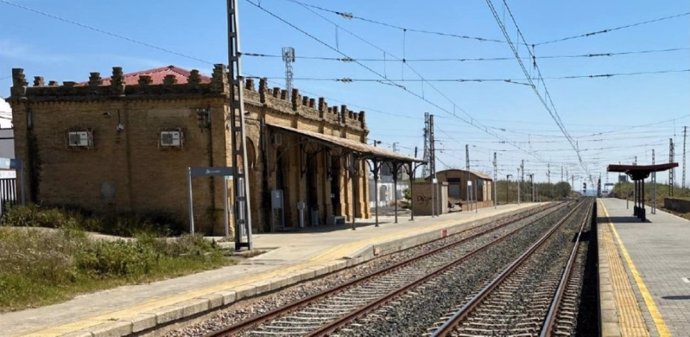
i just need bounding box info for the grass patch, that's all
[0,207,235,312]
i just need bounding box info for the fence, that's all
[0,178,17,215]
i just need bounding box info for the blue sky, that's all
[1,0,689,187]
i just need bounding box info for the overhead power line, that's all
[247,68,690,83]
[486,0,591,181]
[243,47,690,62]
[249,0,553,167]
[0,0,214,65]
[0,0,423,129]
[284,0,505,43]
[535,11,690,46]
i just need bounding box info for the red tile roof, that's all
[100,65,211,86]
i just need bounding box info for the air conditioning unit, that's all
[272,133,282,146]
[68,131,91,147]
[160,130,183,147]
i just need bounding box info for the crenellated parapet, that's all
[8,66,367,131]
[244,77,366,131]
[11,68,28,98]
[8,65,229,102]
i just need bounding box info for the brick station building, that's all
[8,65,415,235]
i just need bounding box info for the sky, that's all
[1,0,689,189]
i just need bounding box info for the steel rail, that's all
[539,200,592,337]
[208,202,565,337]
[303,201,579,337]
[430,199,588,337]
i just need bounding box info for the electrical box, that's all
[67,130,93,148]
[160,130,183,147]
[271,189,283,209]
[272,133,282,146]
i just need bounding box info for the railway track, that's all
[429,198,593,337]
[205,201,576,337]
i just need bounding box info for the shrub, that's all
[0,227,80,283]
[76,239,156,277]
[1,205,184,237]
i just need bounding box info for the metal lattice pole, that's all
[670,138,675,196]
[652,149,656,214]
[227,0,252,250]
[422,112,430,178]
[683,126,687,189]
[282,47,295,102]
[493,152,497,208]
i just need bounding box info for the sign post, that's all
[187,167,236,241]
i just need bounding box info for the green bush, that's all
[0,221,228,311]
[0,205,184,237]
[76,240,155,276]
[0,227,80,283]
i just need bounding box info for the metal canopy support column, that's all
[370,158,381,227]
[348,153,357,230]
[227,0,252,250]
[392,161,404,224]
[408,162,415,221]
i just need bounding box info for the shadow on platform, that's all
[262,218,406,235]
[597,216,651,224]
[661,295,690,300]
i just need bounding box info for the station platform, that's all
[1,203,541,337]
[598,198,690,337]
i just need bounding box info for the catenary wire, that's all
[284,0,505,43]
[535,10,690,46]
[0,0,214,65]
[242,47,690,62]
[247,0,553,167]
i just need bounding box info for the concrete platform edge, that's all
[54,206,540,337]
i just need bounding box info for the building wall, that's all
[11,96,229,233]
[433,169,493,202]
[410,181,447,216]
[243,79,370,229]
[9,67,374,235]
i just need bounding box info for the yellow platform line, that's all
[600,202,670,337]
[22,207,510,336]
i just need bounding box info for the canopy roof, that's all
[268,123,422,163]
[607,163,678,180]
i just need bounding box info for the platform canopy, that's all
[607,163,678,181]
[268,122,424,163]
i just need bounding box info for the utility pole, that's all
[561,165,564,182]
[422,112,431,178]
[429,114,435,178]
[517,167,521,205]
[227,0,252,250]
[547,163,551,200]
[506,174,512,204]
[670,138,675,196]
[528,173,534,202]
[493,152,497,208]
[281,47,295,102]
[520,160,525,203]
[571,175,574,192]
[565,168,569,184]
[683,126,687,189]
[422,113,437,217]
[466,144,471,211]
[652,149,656,214]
